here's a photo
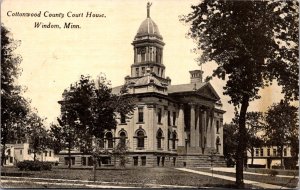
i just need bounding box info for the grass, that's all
[194,168,298,188]
[1,166,238,188]
[245,168,299,176]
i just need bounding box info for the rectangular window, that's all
[255,149,259,157]
[136,68,139,76]
[49,151,52,157]
[133,156,138,166]
[172,112,176,126]
[260,149,263,157]
[28,149,31,154]
[284,148,287,156]
[10,157,13,163]
[216,120,220,133]
[141,67,145,75]
[45,151,48,157]
[20,150,22,155]
[141,156,146,166]
[82,157,86,166]
[138,107,144,123]
[158,108,162,123]
[120,113,126,123]
[267,148,270,156]
[273,149,277,156]
[167,111,171,126]
[141,53,145,61]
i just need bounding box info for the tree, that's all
[112,139,130,167]
[26,111,49,161]
[58,74,135,168]
[1,24,30,166]
[264,100,298,169]
[223,123,238,167]
[49,123,64,155]
[57,112,79,169]
[181,1,298,187]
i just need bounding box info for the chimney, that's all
[189,70,203,83]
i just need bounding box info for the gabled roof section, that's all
[168,82,206,93]
[112,85,123,95]
[168,82,220,101]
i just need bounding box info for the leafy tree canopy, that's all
[58,74,135,153]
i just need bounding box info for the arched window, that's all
[157,130,163,149]
[172,132,177,150]
[99,133,105,148]
[106,132,113,149]
[120,131,126,147]
[137,130,145,148]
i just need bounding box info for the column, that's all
[194,105,199,147]
[177,104,185,146]
[147,104,155,151]
[211,112,216,149]
[190,104,196,147]
[201,109,206,149]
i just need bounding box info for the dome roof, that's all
[136,18,161,38]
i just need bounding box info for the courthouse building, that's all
[59,4,225,167]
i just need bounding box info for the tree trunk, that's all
[68,143,71,169]
[236,96,249,189]
[93,155,96,182]
[280,145,284,169]
[1,143,6,166]
[251,148,254,165]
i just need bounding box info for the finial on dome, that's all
[147,2,152,18]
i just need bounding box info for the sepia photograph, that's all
[1,0,299,189]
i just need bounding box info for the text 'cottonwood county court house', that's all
[59,4,226,167]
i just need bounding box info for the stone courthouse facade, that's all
[59,4,225,167]
[109,4,225,167]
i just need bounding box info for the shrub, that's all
[269,170,279,177]
[16,160,52,171]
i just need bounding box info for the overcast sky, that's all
[2,0,284,126]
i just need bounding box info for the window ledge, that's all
[136,147,145,150]
[136,122,145,124]
[119,123,127,125]
[157,122,163,125]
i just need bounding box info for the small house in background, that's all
[1,142,59,166]
[247,146,296,169]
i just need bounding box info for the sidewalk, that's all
[211,167,298,178]
[1,176,198,189]
[176,168,291,189]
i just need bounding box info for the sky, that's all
[1,0,284,126]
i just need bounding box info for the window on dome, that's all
[142,67,145,75]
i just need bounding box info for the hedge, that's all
[16,160,52,171]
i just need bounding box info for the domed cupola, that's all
[135,18,162,39]
[131,2,166,79]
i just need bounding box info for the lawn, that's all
[193,168,298,189]
[1,166,239,188]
